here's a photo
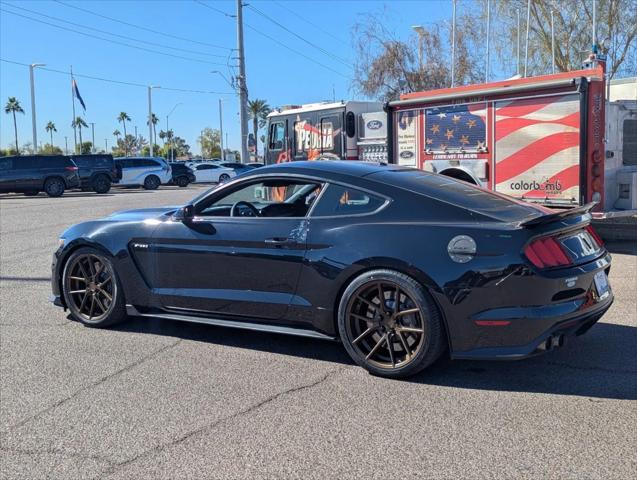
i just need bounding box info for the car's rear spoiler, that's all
[520,203,596,227]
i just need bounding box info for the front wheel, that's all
[338,269,446,378]
[143,175,160,190]
[62,247,127,327]
[44,177,65,197]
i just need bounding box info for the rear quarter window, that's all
[311,184,386,217]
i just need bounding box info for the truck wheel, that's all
[143,175,160,190]
[176,176,189,187]
[92,175,111,194]
[44,177,65,197]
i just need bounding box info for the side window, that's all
[311,184,386,217]
[269,122,285,150]
[623,119,637,166]
[198,179,322,218]
[0,158,13,170]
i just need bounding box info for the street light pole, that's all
[166,102,182,162]
[451,0,456,87]
[64,136,68,155]
[105,138,108,153]
[90,122,95,153]
[148,86,160,157]
[29,63,45,152]
[219,98,224,160]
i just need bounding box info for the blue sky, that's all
[0,0,456,154]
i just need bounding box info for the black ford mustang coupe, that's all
[51,161,613,378]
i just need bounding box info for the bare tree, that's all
[488,0,637,79]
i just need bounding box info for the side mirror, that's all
[174,204,194,222]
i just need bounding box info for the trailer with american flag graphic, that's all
[387,60,637,217]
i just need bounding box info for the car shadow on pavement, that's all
[108,316,636,401]
[605,240,637,255]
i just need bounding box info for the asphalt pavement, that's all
[1,186,635,479]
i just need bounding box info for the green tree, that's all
[78,141,92,154]
[72,116,88,148]
[147,113,159,147]
[198,127,222,158]
[4,97,24,154]
[247,99,271,157]
[41,143,63,155]
[45,121,57,148]
[117,112,131,154]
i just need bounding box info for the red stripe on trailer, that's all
[495,131,580,183]
[523,164,580,198]
[494,112,580,142]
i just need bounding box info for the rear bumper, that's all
[451,292,613,360]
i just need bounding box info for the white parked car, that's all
[114,157,172,190]
[191,162,236,183]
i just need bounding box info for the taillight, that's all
[65,166,78,171]
[524,236,572,269]
[586,224,604,247]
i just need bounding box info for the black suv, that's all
[0,155,80,197]
[168,162,196,187]
[70,154,121,194]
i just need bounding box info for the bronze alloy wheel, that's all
[64,253,117,323]
[344,280,427,370]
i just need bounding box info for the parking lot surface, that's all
[1,187,636,479]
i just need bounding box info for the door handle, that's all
[265,237,290,246]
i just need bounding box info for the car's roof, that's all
[257,160,401,178]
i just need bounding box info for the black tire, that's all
[176,175,189,187]
[92,175,111,194]
[219,173,230,183]
[337,269,446,379]
[62,247,127,328]
[143,175,160,190]
[44,177,65,197]
[23,190,39,196]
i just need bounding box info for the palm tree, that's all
[117,112,131,154]
[72,116,88,148]
[113,129,121,141]
[45,121,57,148]
[5,97,25,154]
[159,130,167,145]
[247,99,271,157]
[147,113,159,147]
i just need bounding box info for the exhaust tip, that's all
[545,336,554,351]
[556,334,566,348]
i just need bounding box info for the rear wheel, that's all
[176,175,189,187]
[92,175,111,194]
[338,269,446,378]
[62,247,127,327]
[143,175,160,190]
[219,173,230,183]
[44,177,65,197]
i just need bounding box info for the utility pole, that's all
[166,102,182,162]
[219,98,224,161]
[551,10,556,74]
[105,138,108,153]
[592,0,597,47]
[237,0,249,164]
[64,136,68,155]
[29,64,44,152]
[451,0,456,87]
[485,0,490,82]
[524,0,531,77]
[517,9,521,76]
[70,66,77,152]
[411,25,425,73]
[90,122,95,153]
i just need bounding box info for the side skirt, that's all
[126,304,338,341]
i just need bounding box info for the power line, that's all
[1,2,226,59]
[244,24,348,78]
[246,4,350,66]
[192,0,235,18]
[0,58,234,94]
[192,0,349,78]
[54,0,232,51]
[0,7,230,67]
[271,0,346,44]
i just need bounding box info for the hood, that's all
[106,205,181,222]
